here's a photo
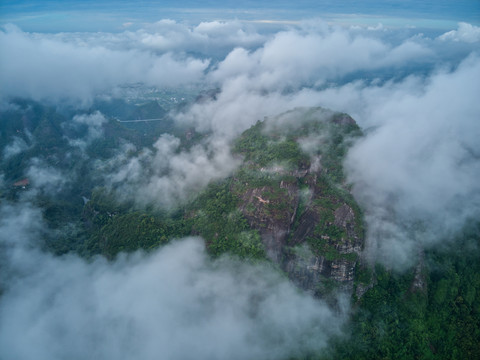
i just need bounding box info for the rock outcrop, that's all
[232,107,365,298]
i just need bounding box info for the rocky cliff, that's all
[231,107,365,297]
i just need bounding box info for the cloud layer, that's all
[1,16,480,360]
[438,22,480,43]
[0,202,345,360]
[2,20,476,105]
[2,19,477,266]
[0,24,209,105]
[338,55,480,268]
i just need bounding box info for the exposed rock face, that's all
[232,107,365,298]
[239,181,299,263]
[334,204,355,228]
[237,171,363,297]
[289,208,319,246]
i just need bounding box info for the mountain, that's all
[79,106,366,299]
[230,108,365,297]
[1,99,479,359]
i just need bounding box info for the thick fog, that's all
[1,18,480,358]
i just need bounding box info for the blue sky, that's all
[1,0,479,32]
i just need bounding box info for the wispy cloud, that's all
[338,55,480,269]
[101,134,240,209]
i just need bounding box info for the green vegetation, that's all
[76,188,185,258]
[78,180,265,260]
[84,212,186,258]
[188,180,265,259]
[233,120,310,169]
[2,101,478,359]
[232,109,364,273]
[310,225,480,360]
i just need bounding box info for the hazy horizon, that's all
[1,0,479,33]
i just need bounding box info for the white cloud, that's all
[209,24,433,92]
[438,22,480,43]
[0,19,441,106]
[26,158,67,194]
[0,25,209,105]
[1,19,479,272]
[102,134,241,209]
[366,23,385,31]
[2,136,29,159]
[137,19,265,53]
[339,55,480,269]
[0,202,346,360]
[68,111,107,150]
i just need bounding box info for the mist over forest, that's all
[1,1,479,359]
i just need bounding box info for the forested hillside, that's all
[1,100,478,359]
